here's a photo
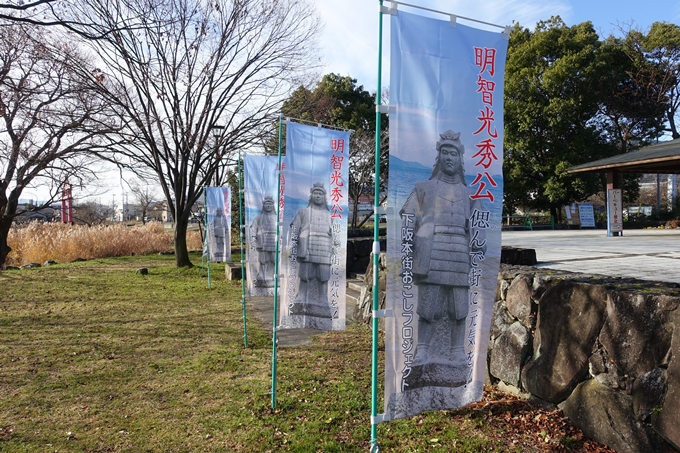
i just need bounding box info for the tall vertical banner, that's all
[204,187,232,263]
[279,122,349,331]
[244,155,281,296]
[384,10,508,419]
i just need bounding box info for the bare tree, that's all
[0,0,144,40]
[348,128,389,229]
[73,0,320,267]
[0,21,119,269]
[73,200,114,226]
[129,179,157,224]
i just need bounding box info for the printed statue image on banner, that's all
[204,186,232,263]
[384,10,508,420]
[279,122,350,331]
[244,155,282,297]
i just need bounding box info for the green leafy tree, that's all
[595,36,667,153]
[504,18,617,220]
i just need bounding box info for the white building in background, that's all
[114,202,142,222]
[150,201,173,223]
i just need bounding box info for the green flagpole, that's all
[238,150,248,348]
[371,1,385,450]
[201,187,207,278]
[203,187,212,289]
[272,114,284,409]
[207,188,211,288]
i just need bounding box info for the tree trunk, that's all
[174,217,193,267]
[0,217,12,270]
[668,111,679,140]
[550,205,561,224]
[351,198,358,229]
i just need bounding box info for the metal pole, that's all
[271,115,284,409]
[207,188,212,288]
[238,150,248,348]
[371,1,385,450]
[202,187,210,283]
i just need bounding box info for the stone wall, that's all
[346,237,386,276]
[491,265,680,453]
[354,259,680,452]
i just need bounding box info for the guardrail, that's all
[502,215,554,231]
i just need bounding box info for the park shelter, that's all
[568,138,680,234]
[568,138,680,178]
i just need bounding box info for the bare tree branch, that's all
[0,0,149,40]
[0,20,120,268]
[72,0,320,267]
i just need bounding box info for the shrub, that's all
[665,219,680,229]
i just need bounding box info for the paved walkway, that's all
[502,228,680,284]
[246,228,680,346]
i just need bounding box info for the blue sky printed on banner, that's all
[390,11,507,175]
[280,122,350,228]
[243,155,280,226]
[204,187,229,221]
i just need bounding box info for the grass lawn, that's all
[1,253,611,452]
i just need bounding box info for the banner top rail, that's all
[282,116,355,133]
[384,0,510,33]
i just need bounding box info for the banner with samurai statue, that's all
[384,10,508,419]
[204,186,232,263]
[279,121,349,331]
[244,154,282,296]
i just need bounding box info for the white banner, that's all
[244,155,282,296]
[384,10,508,419]
[279,122,349,331]
[204,187,232,263]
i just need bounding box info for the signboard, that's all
[607,189,623,234]
[578,203,595,228]
[564,204,580,226]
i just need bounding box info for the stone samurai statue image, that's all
[288,182,334,322]
[250,196,277,288]
[400,129,481,389]
[208,204,229,262]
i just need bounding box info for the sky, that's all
[315,0,680,93]
[24,0,680,205]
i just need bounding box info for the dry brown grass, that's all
[7,221,175,267]
[186,229,203,251]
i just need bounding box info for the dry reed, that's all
[7,221,174,267]
[186,229,203,251]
